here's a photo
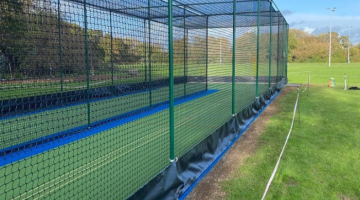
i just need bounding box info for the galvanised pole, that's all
[348,27,352,64]
[148,0,152,107]
[57,0,63,93]
[83,0,90,128]
[232,0,236,115]
[110,12,114,86]
[255,0,260,97]
[168,0,175,162]
[206,16,209,92]
[268,2,272,89]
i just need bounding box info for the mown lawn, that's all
[288,62,360,86]
[223,63,360,200]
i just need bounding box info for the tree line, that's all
[4,0,350,81]
[288,29,360,63]
[0,0,208,80]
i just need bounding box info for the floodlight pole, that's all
[327,7,336,67]
[268,2,273,89]
[347,26,352,64]
[168,0,175,162]
[255,0,260,98]
[232,0,236,116]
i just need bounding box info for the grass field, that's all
[223,63,360,199]
[288,62,360,86]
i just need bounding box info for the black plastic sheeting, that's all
[1,77,190,116]
[128,78,286,200]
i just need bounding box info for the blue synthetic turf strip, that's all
[178,91,281,200]
[0,86,164,121]
[0,90,211,155]
[0,89,218,167]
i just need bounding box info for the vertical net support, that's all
[255,0,260,97]
[83,0,90,128]
[185,27,188,97]
[232,0,236,115]
[206,16,209,92]
[168,0,175,162]
[271,12,279,87]
[276,14,281,83]
[148,0,152,107]
[144,19,147,84]
[110,12,114,86]
[283,18,286,79]
[57,0,63,93]
[184,7,187,96]
[286,23,289,80]
[268,2,273,89]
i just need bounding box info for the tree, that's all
[0,0,26,79]
[287,29,360,63]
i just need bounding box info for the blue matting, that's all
[0,89,218,167]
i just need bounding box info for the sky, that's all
[275,0,360,44]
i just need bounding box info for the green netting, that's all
[0,0,288,199]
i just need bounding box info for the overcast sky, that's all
[275,0,360,44]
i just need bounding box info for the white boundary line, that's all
[261,87,300,200]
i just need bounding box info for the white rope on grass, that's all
[261,87,301,200]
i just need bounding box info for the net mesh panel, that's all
[258,23,270,95]
[257,1,271,95]
[271,12,279,87]
[278,17,284,81]
[0,0,288,199]
[235,5,257,113]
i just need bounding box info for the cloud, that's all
[312,26,343,35]
[304,26,360,44]
[303,27,315,34]
[290,21,305,27]
[282,10,295,16]
[285,13,360,44]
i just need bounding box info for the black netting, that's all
[0,0,288,199]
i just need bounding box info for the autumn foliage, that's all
[288,29,360,63]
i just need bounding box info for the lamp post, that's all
[347,26,352,64]
[327,7,336,67]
